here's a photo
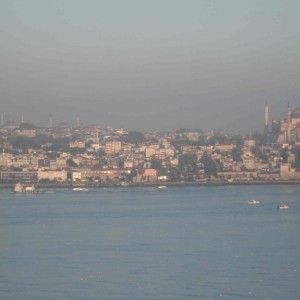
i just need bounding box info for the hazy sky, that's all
[1,0,300,132]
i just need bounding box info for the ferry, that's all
[277,204,289,209]
[13,182,36,194]
[248,199,260,205]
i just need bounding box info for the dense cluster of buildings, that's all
[1,104,300,186]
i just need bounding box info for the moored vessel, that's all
[13,182,36,193]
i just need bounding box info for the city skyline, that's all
[1,102,299,135]
[1,0,300,132]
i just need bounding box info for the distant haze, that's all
[1,0,300,133]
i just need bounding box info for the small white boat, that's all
[157,186,167,189]
[73,188,89,192]
[277,204,289,209]
[24,186,36,193]
[248,199,260,205]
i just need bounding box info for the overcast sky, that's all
[1,0,300,132]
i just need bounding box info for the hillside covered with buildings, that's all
[1,104,300,186]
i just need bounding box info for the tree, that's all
[200,152,217,178]
[46,152,59,159]
[232,147,242,162]
[151,158,163,171]
[124,131,146,144]
[232,135,244,147]
[67,158,78,167]
[98,149,106,158]
[69,148,86,155]
[178,153,197,169]
[9,136,41,150]
[294,146,300,169]
[208,134,229,146]
[280,148,289,163]
[178,153,198,180]
[44,137,70,151]
[247,132,264,146]
[127,167,137,182]
[169,166,180,181]
[19,123,37,130]
[252,146,268,161]
[176,128,192,133]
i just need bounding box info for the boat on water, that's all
[248,199,260,205]
[13,182,36,194]
[277,204,289,209]
[72,187,89,192]
[157,185,167,189]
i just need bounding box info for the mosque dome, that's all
[291,107,300,118]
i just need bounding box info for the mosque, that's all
[265,103,300,143]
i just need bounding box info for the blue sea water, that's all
[0,185,299,300]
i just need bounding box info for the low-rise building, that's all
[38,170,68,182]
[135,168,158,182]
[280,163,300,180]
[0,171,37,183]
[72,168,131,182]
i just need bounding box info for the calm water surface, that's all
[0,185,299,300]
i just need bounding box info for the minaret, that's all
[96,128,99,144]
[264,102,269,135]
[287,102,291,143]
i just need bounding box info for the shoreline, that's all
[1,180,300,189]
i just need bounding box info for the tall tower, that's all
[96,128,99,144]
[1,113,3,125]
[49,115,53,128]
[287,102,291,143]
[264,102,269,134]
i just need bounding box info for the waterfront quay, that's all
[1,180,300,190]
